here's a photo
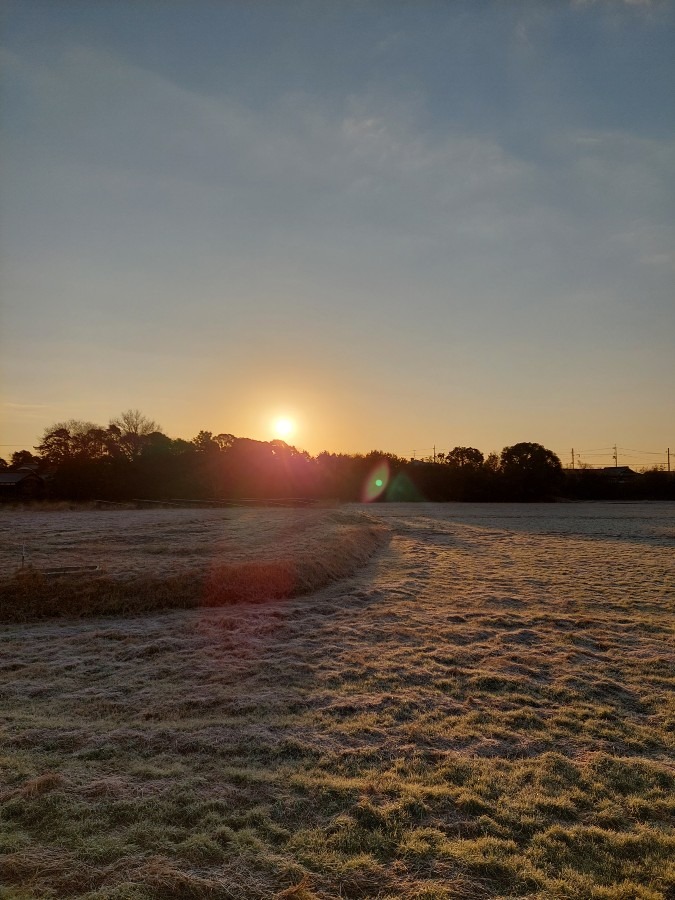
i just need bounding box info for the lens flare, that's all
[362,461,390,502]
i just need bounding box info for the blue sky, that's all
[1,0,673,467]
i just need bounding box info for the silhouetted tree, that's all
[192,431,219,454]
[446,447,484,469]
[36,420,108,464]
[36,428,75,465]
[47,419,100,436]
[484,452,501,473]
[108,409,160,460]
[72,428,109,460]
[10,450,40,469]
[500,442,563,500]
[110,409,159,435]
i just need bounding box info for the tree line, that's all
[2,409,673,502]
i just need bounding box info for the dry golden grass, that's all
[0,502,673,898]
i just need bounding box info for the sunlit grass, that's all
[0,503,673,898]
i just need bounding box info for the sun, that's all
[273,417,295,440]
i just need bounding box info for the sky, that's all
[1,0,674,470]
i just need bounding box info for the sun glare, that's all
[273,417,294,439]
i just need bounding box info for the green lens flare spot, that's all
[362,462,390,502]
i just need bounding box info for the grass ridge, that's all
[0,518,390,622]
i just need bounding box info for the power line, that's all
[621,447,663,455]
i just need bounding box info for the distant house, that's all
[0,467,45,501]
[564,466,640,484]
[599,466,640,484]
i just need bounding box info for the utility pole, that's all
[613,444,618,468]
[433,444,436,464]
[668,447,671,473]
[571,448,575,470]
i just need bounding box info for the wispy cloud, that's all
[2,403,53,410]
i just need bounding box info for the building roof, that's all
[0,471,43,485]
[564,466,639,477]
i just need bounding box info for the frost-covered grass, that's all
[0,507,388,621]
[0,502,674,898]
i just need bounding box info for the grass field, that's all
[0,502,674,898]
[0,507,388,621]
